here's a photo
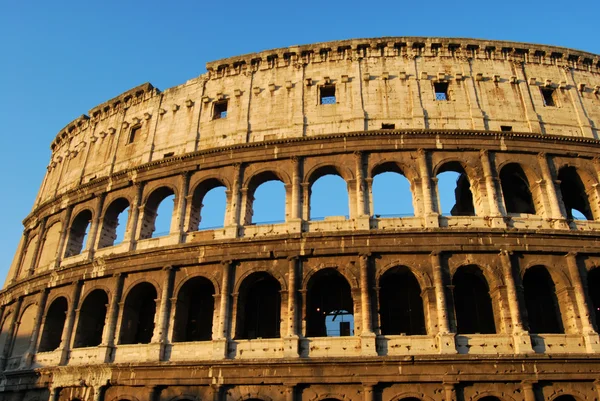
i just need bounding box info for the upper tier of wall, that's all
[38,37,600,210]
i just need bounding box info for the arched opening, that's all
[73,289,108,348]
[139,187,175,239]
[19,235,38,278]
[437,162,475,216]
[64,210,93,257]
[306,268,354,337]
[246,172,286,225]
[119,282,157,344]
[397,398,421,401]
[10,304,37,357]
[236,272,281,339]
[38,297,68,352]
[558,167,593,220]
[523,266,563,334]
[500,163,536,214]
[452,266,496,334]
[98,198,130,248]
[310,167,349,220]
[554,396,577,401]
[173,277,215,342]
[372,162,414,217]
[37,222,62,270]
[189,179,227,231]
[0,313,13,355]
[587,268,600,330]
[379,266,426,335]
[478,397,502,401]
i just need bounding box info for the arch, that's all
[372,163,415,217]
[140,186,176,239]
[477,397,503,401]
[499,163,536,214]
[436,161,475,216]
[189,178,228,231]
[245,171,287,225]
[452,265,496,334]
[19,234,39,278]
[38,296,68,352]
[236,272,281,339]
[523,266,564,334]
[587,267,600,330]
[306,162,354,184]
[0,312,13,355]
[172,276,215,342]
[98,197,130,248]
[73,289,108,348]
[10,304,37,357]
[552,396,579,401]
[558,166,593,220]
[309,168,349,220]
[64,210,92,257]
[119,282,157,344]
[306,268,354,337]
[37,221,62,270]
[379,266,426,335]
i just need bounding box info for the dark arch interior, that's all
[478,397,502,401]
[452,266,496,334]
[73,289,108,348]
[119,282,157,344]
[554,396,577,401]
[500,163,536,214]
[523,266,564,334]
[558,167,593,220]
[437,162,475,216]
[173,277,215,342]
[189,178,227,231]
[587,268,600,331]
[98,198,130,248]
[39,297,68,352]
[306,269,354,337]
[379,266,426,335]
[64,210,92,257]
[140,187,175,239]
[236,272,281,339]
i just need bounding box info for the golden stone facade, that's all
[2,37,600,401]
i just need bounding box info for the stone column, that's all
[152,267,175,349]
[565,252,600,352]
[521,381,537,401]
[443,381,458,401]
[431,252,455,353]
[417,149,438,227]
[22,289,48,368]
[291,157,302,221]
[93,386,104,401]
[211,385,222,401]
[225,164,242,237]
[172,172,190,240]
[285,256,299,357]
[127,183,144,250]
[29,218,47,275]
[0,297,22,370]
[362,383,376,401]
[54,206,74,267]
[359,254,377,355]
[59,280,83,364]
[301,182,311,221]
[479,150,505,227]
[538,153,567,227]
[355,152,370,229]
[101,273,125,362]
[86,193,106,258]
[214,260,232,358]
[10,231,29,284]
[285,384,296,401]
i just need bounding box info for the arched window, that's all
[64,210,92,257]
[523,266,563,334]
[39,297,68,352]
[98,198,130,248]
[139,187,175,239]
[558,167,593,220]
[587,268,600,330]
[119,282,157,344]
[74,289,108,348]
[37,222,62,270]
[452,266,496,334]
[310,168,349,220]
[19,235,38,278]
[245,172,286,225]
[189,179,227,231]
[236,272,281,339]
[306,269,354,337]
[0,313,13,355]
[173,277,215,342]
[500,163,535,214]
[379,266,426,335]
[554,396,577,401]
[436,162,475,216]
[10,304,37,357]
[478,397,502,401]
[372,163,414,217]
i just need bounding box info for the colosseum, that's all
[2,36,600,401]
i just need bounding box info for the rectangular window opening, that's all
[320,85,336,105]
[381,123,395,129]
[500,125,513,132]
[213,100,228,119]
[128,125,141,144]
[434,82,449,101]
[541,87,556,107]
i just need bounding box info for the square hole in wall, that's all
[540,87,556,107]
[500,125,513,132]
[381,123,395,129]
[434,82,449,101]
[320,85,336,104]
[213,100,228,119]
[127,125,141,144]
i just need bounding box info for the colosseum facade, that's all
[2,37,600,401]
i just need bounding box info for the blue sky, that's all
[1,0,599,281]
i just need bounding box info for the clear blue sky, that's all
[1,0,599,281]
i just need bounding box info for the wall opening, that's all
[10,305,37,358]
[500,163,536,214]
[587,268,600,331]
[39,297,68,352]
[119,282,157,344]
[98,198,130,248]
[306,268,354,337]
[127,125,141,144]
[523,266,564,334]
[500,125,513,132]
[173,277,215,342]
[189,179,227,231]
[36,222,62,270]
[64,210,92,257]
[434,82,449,101]
[437,162,475,216]
[213,100,228,119]
[236,272,281,339]
[246,172,286,225]
[140,187,175,239]
[320,85,336,104]
[452,266,496,334]
[541,87,556,107]
[372,163,414,217]
[558,166,593,220]
[310,168,349,220]
[379,266,426,335]
[73,289,108,348]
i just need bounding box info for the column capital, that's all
[565,251,578,259]
[221,259,233,266]
[359,252,372,260]
[287,255,299,261]
[499,249,513,257]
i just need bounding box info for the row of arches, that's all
[29,161,597,270]
[28,263,600,354]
